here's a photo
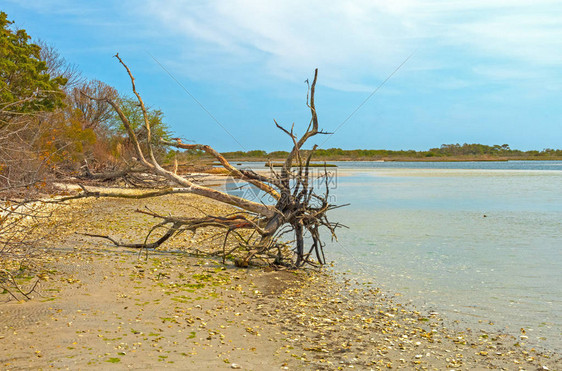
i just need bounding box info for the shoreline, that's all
[1,196,560,369]
[329,269,562,355]
[213,158,562,164]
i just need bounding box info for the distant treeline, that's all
[175,143,562,162]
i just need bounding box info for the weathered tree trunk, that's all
[75,54,342,267]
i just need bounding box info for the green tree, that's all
[110,96,171,140]
[109,96,172,161]
[0,11,66,124]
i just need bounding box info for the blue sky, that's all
[3,0,562,151]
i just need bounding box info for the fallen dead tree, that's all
[69,55,344,267]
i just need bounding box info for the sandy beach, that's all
[1,195,560,370]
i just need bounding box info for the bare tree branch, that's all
[76,58,342,267]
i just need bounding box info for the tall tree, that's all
[37,39,84,89]
[0,11,66,125]
[107,96,172,162]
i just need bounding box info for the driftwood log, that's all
[73,54,344,268]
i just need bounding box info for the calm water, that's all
[323,161,562,351]
[236,161,562,351]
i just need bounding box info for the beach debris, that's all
[73,58,343,269]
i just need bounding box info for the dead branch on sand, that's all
[71,55,344,268]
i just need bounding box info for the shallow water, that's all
[233,161,562,351]
[322,162,562,351]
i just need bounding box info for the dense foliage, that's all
[0,12,66,123]
[0,11,172,190]
[110,97,171,141]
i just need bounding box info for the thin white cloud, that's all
[140,0,562,91]
[141,0,419,90]
[472,65,544,82]
[453,14,562,66]
[15,0,562,90]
